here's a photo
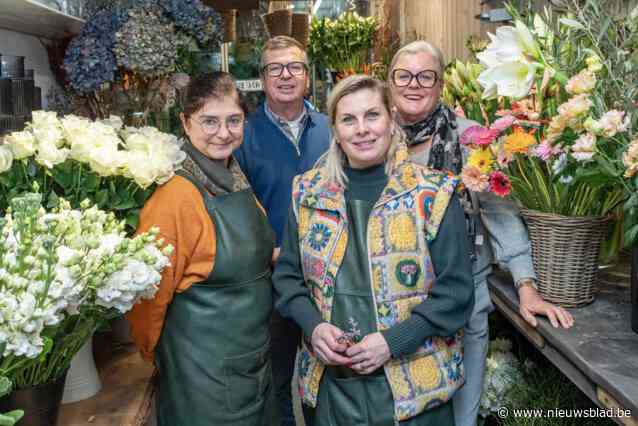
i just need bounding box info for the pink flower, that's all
[460,126,500,147]
[490,115,516,133]
[454,106,466,118]
[489,171,512,197]
[461,166,490,192]
[565,69,597,95]
[597,110,630,138]
[535,140,554,161]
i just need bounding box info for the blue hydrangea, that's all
[64,9,126,93]
[160,0,223,47]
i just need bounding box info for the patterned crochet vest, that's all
[291,144,465,421]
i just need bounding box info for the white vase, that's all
[61,336,102,404]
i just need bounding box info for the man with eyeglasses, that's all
[234,35,330,426]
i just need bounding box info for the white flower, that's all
[5,131,37,159]
[571,133,596,162]
[478,61,538,99]
[0,144,14,173]
[597,110,630,138]
[35,141,70,168]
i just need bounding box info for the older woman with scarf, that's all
[273,74,474,425]
[389,41,575,426]
[127,72,275,426]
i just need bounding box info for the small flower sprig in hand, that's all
[0,190,172,388]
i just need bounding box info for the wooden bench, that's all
[488,270,638,426]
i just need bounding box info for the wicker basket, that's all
[221,9,237,43]
[292,13,310,47]
[520,209,611,307]
[263,9,292,37]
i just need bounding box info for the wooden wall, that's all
[372,0,638,64]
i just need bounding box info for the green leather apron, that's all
[155,172,275,426]
[307,200,455,426]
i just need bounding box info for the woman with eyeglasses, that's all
[389,41,574,426]
[127,72,276,426]
[273,74,474,425]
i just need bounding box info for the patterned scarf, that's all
[181,140,250,195]
[400,103,464,175]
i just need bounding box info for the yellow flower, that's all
[467,149,495,174]
[503,127,536,155]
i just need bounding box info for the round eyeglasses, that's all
[192,116,244,135]
[262,62,308,78]
[391,69,439,89]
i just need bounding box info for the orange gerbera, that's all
[503,127,536,155]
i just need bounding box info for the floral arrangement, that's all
[0,192,171,388]
[0,111,186,231]
[480,338,528,418]
[308,12,378,77]
[63,0,223,126]
[450,3,635,228]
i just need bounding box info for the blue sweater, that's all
[234,104,331,245]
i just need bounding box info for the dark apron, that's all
[155,172,275,426]
[307,200,455,426]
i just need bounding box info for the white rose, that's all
[0,144,14,172]
[88,145,125,177]
[123,151,156,188]
[124,132,153,153]
[35,141,70,168]
[99,115,124,132]
[6,131,37,159]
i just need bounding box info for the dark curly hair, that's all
[182,72,244,118]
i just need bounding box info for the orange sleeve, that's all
[126,176,216,362]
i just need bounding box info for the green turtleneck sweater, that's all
[273,163,474,358]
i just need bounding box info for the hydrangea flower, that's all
[63,9,126,93]
[114,7,178,77]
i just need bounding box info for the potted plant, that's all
[308,11,378,81]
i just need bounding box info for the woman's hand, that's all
[345,332,391,375]
[271,247,281,265]
[518,285,574,329]
[311,323,351,366]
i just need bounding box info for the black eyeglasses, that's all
[391,69,439,89]
[261,62,307,78]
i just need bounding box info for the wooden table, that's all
[57,340,154,426]
[488,270,638,426]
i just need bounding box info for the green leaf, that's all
[624,223,638,247]
[0,410,24,426]
[46,191,60,210]
[0,377,12,397]
[38,337,53,362]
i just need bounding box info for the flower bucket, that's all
[521,209,611,307]
[61,335,102,404]
[0,371,67,426]
[631,246,638,334]
[263,9,292,37]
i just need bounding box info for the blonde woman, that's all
[273,75,474,425]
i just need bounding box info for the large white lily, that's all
[477,61,538,99]
[476,20,543,99]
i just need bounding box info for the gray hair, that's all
[389,40,446,76]
[324,74,404,188]
[259,35,308,71]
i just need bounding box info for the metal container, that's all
[0,78,11,115]
[11,78,34,115]
[0,55,25,78]
[33,86,42,111]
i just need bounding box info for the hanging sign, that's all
[236,79,263,92]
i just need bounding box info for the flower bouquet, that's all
[452,3,636,305]
[308,11,379,80]
[0,111,185,232]
[0,191,171,421]
[480,338,527,420]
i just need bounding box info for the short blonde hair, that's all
[389,40,446,76]
[260,36,308,71]
[324,74,404,187]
